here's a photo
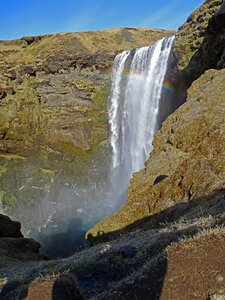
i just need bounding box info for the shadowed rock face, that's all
[173,0,224,72]
[0,213,22,238]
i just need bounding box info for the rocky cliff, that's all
[88,0,225,237]
[0,28,172,156]
[173,0,225,89]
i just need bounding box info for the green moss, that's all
[88,85,108,124]
[0,191,17,213]
[75,79,96,92]
[0,153,26,161]
[39,168,55,177]
[0,166,7,177]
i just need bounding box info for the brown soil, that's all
[161,231,225,300]
[25,274,83,300]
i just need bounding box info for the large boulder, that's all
[0,213,22,238]
[0,214,44,269]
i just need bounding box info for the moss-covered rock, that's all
[174,0,223,71]
[0,213,44,268]
[0,27,174,157]
[172,0,225,90]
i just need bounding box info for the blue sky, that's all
[1,0,204,40]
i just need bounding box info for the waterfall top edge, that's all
[114,35,175,58]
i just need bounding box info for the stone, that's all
[0,214,44,269]
[0,213,22,238]
[153,175,168,185]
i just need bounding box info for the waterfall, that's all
[109,36,175,207]
[26,35,175,257]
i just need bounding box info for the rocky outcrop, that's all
[174,0,224,71]
[172,0,225,90]
[0,213,22,238]
[0,214,43,269]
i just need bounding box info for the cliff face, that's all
[0,28,173,220]
[172,0,225,89]
[174,0,224,71]
[0,28,172,156]
[88,0,225,237]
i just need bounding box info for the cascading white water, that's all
[109,36,175,206]
[109,50,130,168]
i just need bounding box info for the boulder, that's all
[0,213,22,238]
[0,214,44,269]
